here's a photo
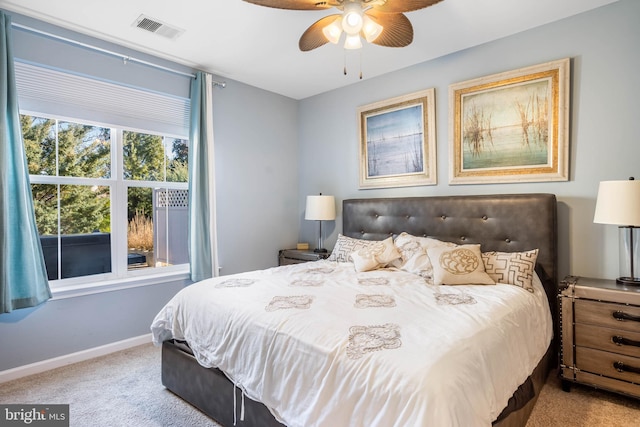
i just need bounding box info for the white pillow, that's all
[426,244,495,286]
[350,236,401,272]
[392,233,456,281]
[482,249,539,292]
[328,234,380,263]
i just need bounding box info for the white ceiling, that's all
[0,0,618,100]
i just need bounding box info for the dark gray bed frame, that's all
[162,193,558,427]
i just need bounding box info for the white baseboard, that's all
[0,333,152,384]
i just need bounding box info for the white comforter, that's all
[151,260,552,427]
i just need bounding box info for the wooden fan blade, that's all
[243,0,333,10]
[365,11,413,47]
[299,14,342,51]
[371,0,444,14]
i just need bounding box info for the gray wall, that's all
[0,280,190,371]
[297,0,640,282]
[0,11,298,371]
[213,79,299,274]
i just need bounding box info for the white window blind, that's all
[15,61,190,137]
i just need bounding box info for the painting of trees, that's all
[450,58,569,184]
[463,102,494,158]
[459,80,551,170]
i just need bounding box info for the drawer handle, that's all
[612,310,640,323]
[612,335,640,348]
[613,361,640,375]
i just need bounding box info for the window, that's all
[122,130,190,271]
[21,113,189,287]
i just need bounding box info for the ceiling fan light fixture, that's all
[244,0,441,55]
[341,3,364,35]
[322,17,343,44]
[362,15,383,43]
[344,34,362,50]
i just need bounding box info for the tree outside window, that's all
[21,114,188,282]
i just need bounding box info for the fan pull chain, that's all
[344,50,347,76]
[343,49,363,79]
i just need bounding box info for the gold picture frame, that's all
[358,88,437,189]
[449,58,570,184]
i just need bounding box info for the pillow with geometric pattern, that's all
[328,234,380,263]
[481,249,539,292]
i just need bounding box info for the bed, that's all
[151,193,558,427]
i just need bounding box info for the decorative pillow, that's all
[482,249,539,292]
[328,234,380,263]
[426,244,495,286]
[350,237,401,272]
[391,233,456,281]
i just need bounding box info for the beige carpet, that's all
[527,371,640,427]
[2,343,639,426]
[0,343,220,426]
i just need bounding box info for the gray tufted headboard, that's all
[342,193,558,320]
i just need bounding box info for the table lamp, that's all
[594,177,640,285]
[305,194,336,253]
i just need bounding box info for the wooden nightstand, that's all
[559,276,640,398]
[278,249,330,266]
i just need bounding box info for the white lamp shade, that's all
[362,15,383,43]
[594,179,640,226]
[305,195,336,221]
[322,17,342,44]
[344,34,362,50]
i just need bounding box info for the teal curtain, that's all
[0,12,51,313]
[188,71,218,282]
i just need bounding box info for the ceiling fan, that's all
[243,0,445,51]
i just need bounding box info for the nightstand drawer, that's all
[576,346,640,384]
[575,371,640,398]
[560,276,640,399]
[575,324,640,358]
[575,299,640,332]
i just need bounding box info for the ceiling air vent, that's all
[132,14,184,40]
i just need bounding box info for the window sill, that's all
[50,269,192,300]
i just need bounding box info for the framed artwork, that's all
[449,58,570,184]
[358,88,436,189]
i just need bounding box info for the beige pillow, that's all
[350,237,401,272]
[482,249,539,292]
[426,244,495,286]
[328,234,380,263]
[392,233,456,281]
